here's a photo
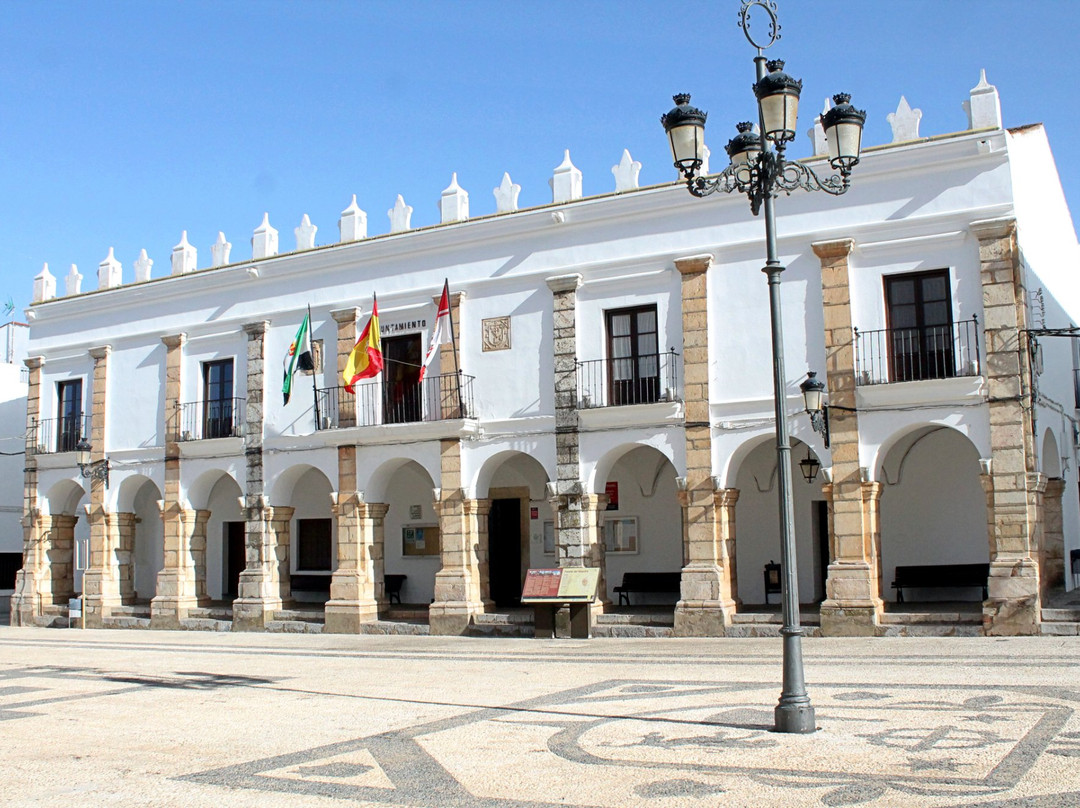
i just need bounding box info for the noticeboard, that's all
[521,567,600,603]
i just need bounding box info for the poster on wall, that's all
[403,525,441,556]
[604,516,638,554]
[605,481,619,511]
[543,521,555,555]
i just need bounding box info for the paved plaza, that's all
[1,628,1079,807]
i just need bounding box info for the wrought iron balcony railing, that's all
[854,316,981,386]
[175,397,245,441]
[30,414,91,454]
[577,350,681,409]
[314,372,475,431]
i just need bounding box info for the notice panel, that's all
[521,567,599,602]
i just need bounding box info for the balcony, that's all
[31,415,91,454]
[854,317,981,386]
[577,351,681,409]
[175,397,245,441]
[315,372,475,430]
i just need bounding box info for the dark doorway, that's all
[57,379,83,452]
[885,270,954,382]
[814,501,830,603]
[488,498,522,607]
[203,359,235,439]
[224,521,245,599]
[606,305,660,406]
[383,334,423,424]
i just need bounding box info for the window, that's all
[297,518,332,571]
[382,334,422,424]
[202,359,235,439]
[606,305,660,405]
[885,270,954,382]
[56,379,83,452]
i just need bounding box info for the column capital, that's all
[714,487,740,507]
[969,216,1016,242]
[674,253,713,275]
[811,239,855,261]
[434,290,468,307]
[161,333,186,350]
[24,355,45,370]
[545,273,582,294]
[88,345,111,361]
[330,307,359,325]
[243,320,269,338]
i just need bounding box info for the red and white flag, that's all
[419,280,452,381]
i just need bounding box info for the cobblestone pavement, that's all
[2,627,1079,807]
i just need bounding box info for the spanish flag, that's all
[343,296,383,392]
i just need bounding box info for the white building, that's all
[9,73,1080,636]
[0,321,29,622]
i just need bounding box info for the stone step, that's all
[880,611,982,625]
[266,620,323,634]
[1041,622,1080,636]
[1041,608,1080,623]
[724,624,823,639]
[188,607,233,621]
[593,625,674,639]
[111,605,152,618]
[473,612,533,625]
[102,616,151,630]
[595,612,674,627]
[357,620,430,636]
[730,611,821,626]
[273,609,325,624]
[877,624,984,637]
[180,618,232,632]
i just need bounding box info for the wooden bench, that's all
[384,574,406,605]
[614,572,681,606]
[891,563,989,603]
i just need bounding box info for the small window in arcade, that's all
[297,518,332,572]
[606,305,660,406]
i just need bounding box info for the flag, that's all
[282,311,314,405]
[419,280,452,382]
[343,296,383,392]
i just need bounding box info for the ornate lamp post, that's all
[662,0,865,734]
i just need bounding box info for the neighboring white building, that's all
[10,73,1080,636]
[0,321,29,622]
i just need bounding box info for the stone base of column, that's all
[819,563,882,637]
[983,558,1040,636]
[8,570,40,627]
[82,569,124,628]
[231,597,282,631]
[324,577,380,634]
[150,596,200,629]
[673,565,735,637]
[429,602,482,635]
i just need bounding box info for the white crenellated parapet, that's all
[172,231,197,275]
[493,173,520,214]
[33,263,56,303]
[439,173,469,223]
[339,195,367,242]
[807,98,830,156]
[210,232,232,267]
[65,264,82,296]
[887,96,922,142]
[252,213,279,259]
[612,149,641,192]
[134,249,153,283]
[964,69,1002,130]
[550,150,582,203]
[98,247,122,290]
[388,195,413,233]
[295,214,317,250]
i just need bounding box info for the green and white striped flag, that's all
[282,310,314,405]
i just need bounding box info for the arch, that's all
[187,468,242,511]
[734,438,828,605]
[129,477,164,600]
[719,432,776,492]
[270,463,333,507]
[204,474,244,602]
[589,440,677,496]
[872,422,981,485]
[365,457,435,504]
[43,479,86,516]
[116,473,159,513]
[381,460,439,604]
[1042,428,1062,478]
[474,450,550,500]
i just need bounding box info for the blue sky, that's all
[0,1,1076,314]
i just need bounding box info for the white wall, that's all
[204,474,243,601]
[382,461,439,604]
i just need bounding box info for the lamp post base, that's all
[774,702,817,734]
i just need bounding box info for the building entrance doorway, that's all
[488,498,522,607]
[383,334,422,424]
[224,521,245,599]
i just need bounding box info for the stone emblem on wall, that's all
[482,316,511,352]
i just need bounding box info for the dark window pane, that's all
[297,518,332,571]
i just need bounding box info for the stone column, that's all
[1042,478,1066,597]
[115,512,136,603]
[11,356,45,626]
[83,345,123,627]
[325,496,388,632]
[430,439,487,634]
[436,290,466,418]
[45,514,77,607]
[331,308,359,428]
[233,322,284,630]
[151,503,202,628]
[813,238,883,636]
[191,509,210,604]
[972,218,1041,635]
[671,254,733,636]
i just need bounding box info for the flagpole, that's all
[445,280,465,418]
[308,305,320,430]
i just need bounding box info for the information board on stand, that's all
[521,568,600,602]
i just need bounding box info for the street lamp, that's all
[75,437,110,488]
[662,0,865,734]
